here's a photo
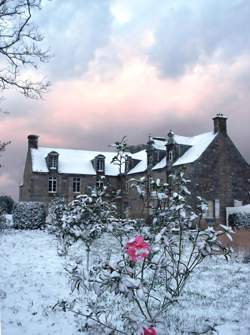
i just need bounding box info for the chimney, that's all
[213,114,227,134]
[27,134,39,149]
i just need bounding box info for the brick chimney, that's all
[213,114,227,134]
[27,134,39,149]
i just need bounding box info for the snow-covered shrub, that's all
[59,188,116,266]
[0,210,6,232]
[13,202,46,229]
[228,212,250,228]
[46,197,68,255]
[0,213,14,231]
[56,170,233,335]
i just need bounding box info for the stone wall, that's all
[182,132,250,224]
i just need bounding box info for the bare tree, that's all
[0,0,50,99]
[0,0,50,162]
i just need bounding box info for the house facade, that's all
[19,115,250,223]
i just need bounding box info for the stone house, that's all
[19,115,250,223]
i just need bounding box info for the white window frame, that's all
[215,199,220,219]
[50,156,57,169]
[73,177,81,193]
[204,200,214,219]
[48,177,57,193]
[97,159,104,172]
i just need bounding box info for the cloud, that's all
[149,0,250,77]
[37,0,113,80]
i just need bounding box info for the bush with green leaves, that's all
[13,202,46,229]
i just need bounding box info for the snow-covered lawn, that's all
[0,229,250,335]
[0,230,76,335]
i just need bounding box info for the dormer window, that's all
[47,151,59,171]
[168,150,173,162]
[97,159,104,172]
[93,154,105,173]
[51,156,57,169]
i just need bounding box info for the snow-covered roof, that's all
[152,157,166,170]
[151,138,166,150]
[31,147,124,176]
[152,132,217,170]
[31,132,217,176]
[173,132,217,166]
[128,150,147,175]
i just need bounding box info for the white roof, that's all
[31,132,217,176]
[31,147,125,176]
[128,150,147,175]
[152,132,217,170]
[151,138,166,150]
[173,132,217,166]
[152,157,166,170]
[151,134,198,149]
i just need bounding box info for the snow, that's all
[0,230,76,335]
[152,132,217,170]
[31,147,126,176]
[31,132,217,176]
[128,150,147,175]
[1,229,250,334]
[173,132,217,166]
[151,137,166,150]
[152,157,166,170]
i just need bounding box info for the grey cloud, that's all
[149,0,250,77]
[37,0,113,80]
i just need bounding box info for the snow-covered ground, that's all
[0,229,250,335]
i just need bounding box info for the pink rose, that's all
[126,235,150,262]
[143,326,157,335]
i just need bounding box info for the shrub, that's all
[54,171,233,334]
[0,195,15,214]
[228,212,250,228]
[13,202,46,229]
[46,196,68,255]
[0,210,6,232]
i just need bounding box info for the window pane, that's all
[73,177,80,193]
[215,199,220,218]
[48,177,57,193]
[204,200,214,218]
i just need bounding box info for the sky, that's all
[0,0,250,200]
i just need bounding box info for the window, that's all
[73,177,80,193]
[204,200,214,218]
[47,151,59,170]
[97,159,104,172]
[215,199,220,219]
[168,150,173,162]
[48,177,57,193]
[96,179,104,190]
[50,155,57,169]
